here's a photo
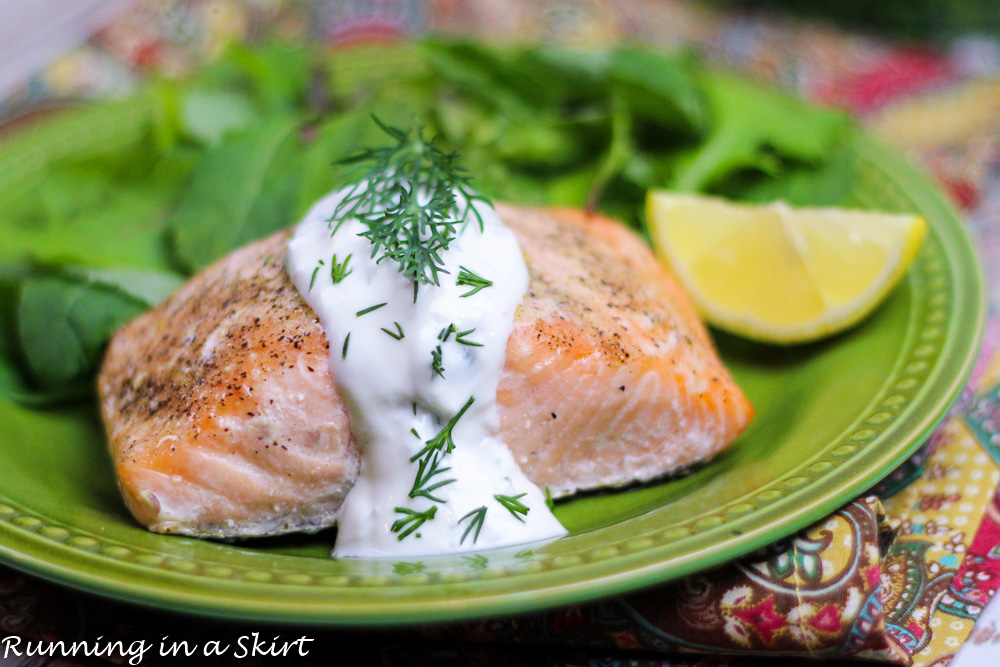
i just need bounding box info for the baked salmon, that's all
[98,203,753,538]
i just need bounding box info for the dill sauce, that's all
[288,187,566,557]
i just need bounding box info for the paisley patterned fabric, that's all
[2,1,1000,666]
[422,498,899,660]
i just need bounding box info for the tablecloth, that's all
[1,1,999,665]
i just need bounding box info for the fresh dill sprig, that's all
[411,397,475,461]
[454,328,482,347]
[356,302,387,317]
[391,506,437,540]
[456,267,493,297]
[495,493,530,522]
[341,333,350,359]
[381,322,405,340]
[409,450,455,502]
[431,344,445,378]
[328,117,492,288]
[433,325,452,377]
[330,254,353,283]
[433,325,482,376]
[438,323,480,346]
[403,398,474,511]
[459,506,487,545]
[309,265,321,291]
[544,486,555,511]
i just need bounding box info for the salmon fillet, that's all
[98,203,753,538]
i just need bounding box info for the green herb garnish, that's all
[456,266,493,297]
[438,323,481,346]
[381,322,405,339]
[454,328,482,347]
[330,253,353,283]
[409,451,455,503]
[341,332,350,359]
[495,493,530,522]
[355,302,387,317]
[431,344,445,378]
[391,506,437,540]
[400,397,475,521]
[433,325,482,376]
[459,506,487,544]
[411,397,475,461]
[329,117,491,289]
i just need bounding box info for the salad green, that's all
[0,39,857,404]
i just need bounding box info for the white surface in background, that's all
[951,593,1000,666]
[0,0,135,99]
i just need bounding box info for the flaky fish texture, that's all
[98,203,753,538]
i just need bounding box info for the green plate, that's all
[0,99,985,626]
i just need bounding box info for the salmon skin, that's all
[98,203,753,538]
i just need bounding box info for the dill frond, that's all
[329,117,492,288]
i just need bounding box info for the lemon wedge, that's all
[646,191,926,344]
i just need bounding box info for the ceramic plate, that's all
[0,95,984,625]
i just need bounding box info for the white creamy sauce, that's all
[287,185,566,557]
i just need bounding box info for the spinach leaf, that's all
[422,41,553,117]
[1,265,182,404]
[201,42,315,116]
[515,47,611,103]
[54,265,184,306]
[672,71,851,192]
[181,88,260,146]
[17,278,146,395]
[719,137,860,207]
[169,117,302,272]
[609,47,705,132]
[492,116,595,170]
[0,145,196,270]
